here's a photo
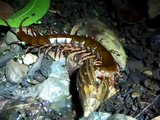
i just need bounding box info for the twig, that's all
[135,95,160,119]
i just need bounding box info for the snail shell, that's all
[76,58,111,117]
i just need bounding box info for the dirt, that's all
[0,0,160,120]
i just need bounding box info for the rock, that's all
[150,34,160,45]
[152,68,160,81]
[0,44,22,68]
[148,0,160,19]
[131,91,141,98]
[143,79,160,91]
[40,59,53,78]
[80,112,111,120]
[5,59,28,84]
[127,59,147,72]
[22,53,38,65]
[129,69,147,84]
[143,70,153,77]
[125,95,133,109]
[125,46,145,60]
[24,57,70,102]
[152,116,160,120]
[0,41,9,53]
[109,113,136,120]
[5,30,19,44]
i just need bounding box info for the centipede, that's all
[5,18,120,117]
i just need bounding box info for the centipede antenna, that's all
[110,49,120,56]
[19,17,29,32]
[3,19,17,36]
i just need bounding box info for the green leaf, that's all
[0,0,50,27]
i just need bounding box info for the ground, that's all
[0,0,160,120]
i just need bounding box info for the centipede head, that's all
[3,17,30,42]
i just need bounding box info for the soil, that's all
[0,0,160,120]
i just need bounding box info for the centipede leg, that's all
[93,58,102,66]
[25,46,35,54]
[77,55,95,66]
[45,45,53,55]
[80,51,96,61]
[109,49,120,56]
[51,46,64,60]
[38,44,51,56]
[109,76,115,87]
[72,49,87,62]
[64,47,81,53]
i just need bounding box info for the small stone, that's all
[143,70,153,76]
[152,116,160,120]
[148,0,160,19]
[5,30,19,44]
[152,68,160,80]
[0,41,9,53]
[109,113,136,120]
[131,91,141,98]
[5,59,28,84]
[143,79,151,88]
[129,69,146,84]
[22,53,38,65]
[132,105,138,111]
[125,46,145,60]
[125,95,133,109]
[143,79,160,91]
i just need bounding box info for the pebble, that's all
[5,30,19,44]
[143,79,160,91]
[143,70,153,77]
[125,46,145,60]
[127,60,146,72]
[152,68,160,81]
[131,91,141,98]
[152,116,160,120]
[129,69,147,84]
[109,113,136,120]
[5,59,28,84]
[125,95,133,109]
[0,41,9,53]
[22,53,38,65]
